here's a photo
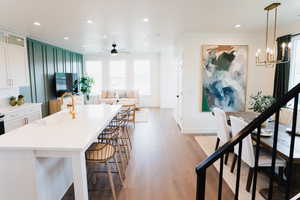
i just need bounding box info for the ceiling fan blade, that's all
[119,49,130,53]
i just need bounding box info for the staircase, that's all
[195,83,300,200]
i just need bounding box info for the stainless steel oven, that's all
[0,113,4,135]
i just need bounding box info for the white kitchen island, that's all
[0,104,121,200]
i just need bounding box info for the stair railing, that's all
[196,82,300,200]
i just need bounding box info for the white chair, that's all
[213,107,232,164]
[229,116,286,192]
[213,108,231,149]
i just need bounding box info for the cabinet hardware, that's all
[24,117,29,125]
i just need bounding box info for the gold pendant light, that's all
[256,3,291,67]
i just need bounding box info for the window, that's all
[134,60,151,95]
[289,35,300,90]
[85,60,102,94]
[109,60,126,90]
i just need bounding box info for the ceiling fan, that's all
[110,43,130,55]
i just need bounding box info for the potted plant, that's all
[249,91,275,127]
[75,76,94,101]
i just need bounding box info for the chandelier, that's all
[256,3,291,67]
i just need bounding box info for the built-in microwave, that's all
[0,114,4,135]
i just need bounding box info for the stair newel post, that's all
[196,168,206,200]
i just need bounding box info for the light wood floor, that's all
[63,108,234,200]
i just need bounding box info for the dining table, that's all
[227,112,300,198]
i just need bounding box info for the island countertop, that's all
[0,104,121,151]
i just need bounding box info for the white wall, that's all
[85,53,160,107]
[0,88,19,108]
[160,47,177,109]
[278,21,300,36]
[179,33,275,134]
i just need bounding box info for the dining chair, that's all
[279,108,293,125]
[229,116,286,192]
[213,107,232,164]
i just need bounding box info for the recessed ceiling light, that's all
[102,35,107,39]
[87,20,93,24]
[143,18,149,22]
[64,37,69,40]
[33,22,41,26]
[234,24,241,28]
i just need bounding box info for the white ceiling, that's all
[0,0,299,55]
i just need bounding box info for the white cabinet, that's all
[3,104,42,133]
[0,32,28,88]
[6,44,28,87]
[0,44,8,88]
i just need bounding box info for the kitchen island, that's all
[0,104,121,200]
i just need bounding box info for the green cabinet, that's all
[21,38,84,116]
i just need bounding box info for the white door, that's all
[0,44,8,88]
[6,44,28,87]
[175,62,183,129]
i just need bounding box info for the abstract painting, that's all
[201,45,248,112]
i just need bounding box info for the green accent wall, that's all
[20,38,84,117]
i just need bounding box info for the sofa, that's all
[97,90,139,106]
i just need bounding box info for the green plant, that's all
[75,76,94,100]
[249,91,275,113]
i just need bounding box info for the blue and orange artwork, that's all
[202,45,248,112]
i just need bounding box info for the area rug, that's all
[135,109,149,122]
[195,135,267,200]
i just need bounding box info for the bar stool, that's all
[116,108,133,150]
[86,136,124,200]
[98,123,128,174]
[108,113,131,163]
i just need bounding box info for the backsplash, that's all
[0,88,19,108]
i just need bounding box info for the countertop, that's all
[0,103,42,114]
[0,104,121,151]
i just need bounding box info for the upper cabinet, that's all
[0,31,29,88]
[0,44,8,88]
[6,44,28,87]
